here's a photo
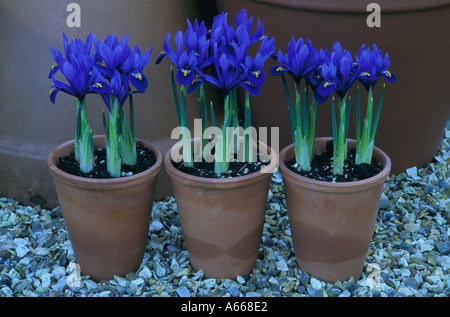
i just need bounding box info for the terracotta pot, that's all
[47,135,163,282]
[215,0,450,174]
[164,138,278,279]
[279,137,391,283]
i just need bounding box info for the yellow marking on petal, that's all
[49,86,57,96]
[254,70,260,78]
[324,82,331,88]
[276,66,284,72]
[385,70,392,77]
[184,69,188,77]
[51,63,58,69]
[361,72,371,77]
[92,82,103,88]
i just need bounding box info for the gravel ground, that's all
[1,122,449,299]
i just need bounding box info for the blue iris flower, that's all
[240,35,275,95]
[156,31,204,90]
[49,33,95,79]
[308,48,332,92]
[95,34,153,109]
[356,43,396,90]
[200,40,247,95]
[270,37,318,83]
[99,70,129,111]
[49,33,109,103]
[211,10,263,59]
[316,41,360,103]
[200,19,269,96]
[122,44,153,92]
[95,34,131,78]
[155,19,211,92]
[234,9,264,46]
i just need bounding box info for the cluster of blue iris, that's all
[49,33,153,176]
[48,8,396,177]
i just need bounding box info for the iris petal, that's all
[130,71,149,91]
[315,81,336,104]
[176,68,195,86]
[382,70,396,83]
[187,77,204,93]
[270,65,288,76]
[241,80,261,96]
[49,86,59,103]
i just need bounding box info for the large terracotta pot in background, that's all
[164,138,278,279]
[0,0,220,208]
[47,135,163,282]
[215,0,450,175]
[279,138,391,283]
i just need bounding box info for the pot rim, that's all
[164,137,278,189]
[249,0,450,13]
[279,137,391,193]
[47,135,163,190]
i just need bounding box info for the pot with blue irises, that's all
[47,33,163,282]
[157,10,278,279]
[274,39,395,283]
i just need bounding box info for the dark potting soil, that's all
[172,154,270,179]
[285,140,383,182]
[57,142,157,179]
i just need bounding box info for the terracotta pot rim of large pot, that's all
[249,0,450,13]
[279,137,391,193]
[47,135,163,190]
[164,137,279,189]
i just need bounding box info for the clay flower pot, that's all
[47,135,163,282]
[279,137,391,283]
[164,138,278,279]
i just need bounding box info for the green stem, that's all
[197,83,208,150]
[215,93,231,174]
[356,86,361,159]
[280,76,316,171]
[119,95,137,166]
[75,100,81,162]
[244,91,253,163]
[170,67,182,127]
[294,81,303,161]
[76,98,93,174]
[308,98,317,163]
[230,88,239,154]
[356,84,386,165]
[180,85,193,168]
[105,96,121,177]
[281,74,296,144]
[371,84,385,143]
[170,67,193,167]
[333,95,349,176]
